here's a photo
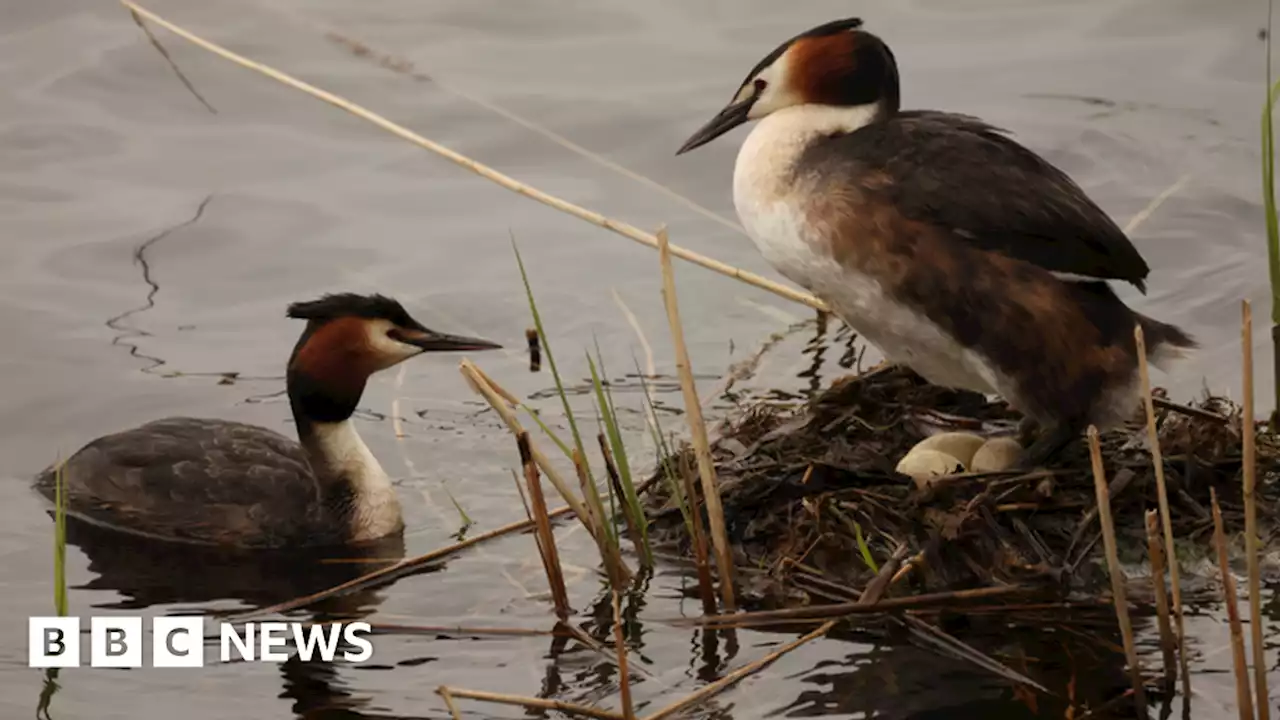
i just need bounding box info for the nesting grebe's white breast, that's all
[730,106,1002,397]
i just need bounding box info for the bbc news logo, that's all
[29,617,373,668]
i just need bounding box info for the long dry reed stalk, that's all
[1086,426,1147,717]
[438,686,627,720]
[643,545,906,720]
[234,503,577,620]
[1145,509,1177,693]
[1240,300,1271,720]
[1135,324,1193,700]
[119,1,827,313]
[519,432,571,619]
[1211,487,1257,720]
[612,591,636,720]
[678,450,718,615]
[459,359,596,532]
[656,227,736,613]
[575,448,632,588]
[670,585,1027,629]
[438,686,463,720]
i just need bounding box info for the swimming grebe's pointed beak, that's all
[393,328,502,353]
[677,99,753,155]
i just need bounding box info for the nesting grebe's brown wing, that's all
[34,417,325,548]
[799,110,1151,293]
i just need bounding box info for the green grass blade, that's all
[53,460,67,617]
[587,349,653,565]
[510,235,612,540]
[520,404,573,459]
[853,520,879,574]
[442,483,474,541]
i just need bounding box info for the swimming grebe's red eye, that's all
[753,78,767,93]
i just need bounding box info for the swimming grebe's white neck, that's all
[303,419,404,542]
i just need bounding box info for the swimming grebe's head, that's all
[285,293,500,422]
[676,17,900,154]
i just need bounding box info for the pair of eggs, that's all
[895,432,1023,489]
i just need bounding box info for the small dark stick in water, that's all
[526,328,541,372]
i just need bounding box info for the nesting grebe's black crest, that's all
[677,17,900,154]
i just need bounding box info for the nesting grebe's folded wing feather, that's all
[800,110,1151,293]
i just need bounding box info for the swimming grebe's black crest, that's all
[288,293,416,326]
[287,293,502,355]
[677,17,899,154]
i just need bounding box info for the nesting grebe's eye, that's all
[753,78,767,94]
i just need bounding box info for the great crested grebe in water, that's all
[676,17,1196,467]
[34,293,501,549]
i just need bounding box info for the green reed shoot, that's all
[853,519,878,574]
[53,460,67,617]
[442,483,474,542]
[587,348,653,566]
[511,236,623,572]
[1265,6,1280,420]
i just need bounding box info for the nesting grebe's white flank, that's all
[677,17,1195,468]
[34,293,502,548]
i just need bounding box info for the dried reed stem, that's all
[657,227,736,612]
[613,591,636,720]
[1145,509,1177,691]
[1086,426,1148,717]
[368,623,555,637]
[673,585,1027,628]
[459,359,596,533]
[573,448,632,587]
[520,432,571,619]
[1241,300,1271,720]
[600,433,646,562]
[1212,487,1257,720]
[440,687,626,720]
[234,504,576,620]
[640,620,832,720]
[644,544,904,720]
[679,450,718,615]
[1135,324,1193,699]
[438,686,463,720]
[120,1,827,313]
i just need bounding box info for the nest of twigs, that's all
[645,365,1280,605]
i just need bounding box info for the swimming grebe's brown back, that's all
[33,293,501,549]
[676,17,1196,467]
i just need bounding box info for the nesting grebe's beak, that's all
[676,98,753,155]
[391,327,502,353]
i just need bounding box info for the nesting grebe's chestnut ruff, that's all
[33,293,501,548]
[677,18,1195,467]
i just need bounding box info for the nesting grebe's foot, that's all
[1012,423,1078,471]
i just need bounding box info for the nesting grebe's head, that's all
[676,17,900,154]
[286,293,501,422]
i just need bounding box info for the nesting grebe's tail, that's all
[1135,313,1197,374]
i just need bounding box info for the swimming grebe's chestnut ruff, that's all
[677,18,1195,467]
[34,293,501,548]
